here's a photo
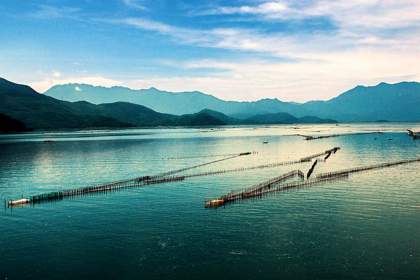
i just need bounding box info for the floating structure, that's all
[154,153,249,179]
[164,151,257,160]
[205,148,340,208]
[299,147,339,162]
[28,176,186,205]
[205,170,304,208]
[7,147,340,207]
[324,151,332,160]
[407,129,420,140]
[8,198,30,206]
[205,157,420,208]
[316,158,420,179]
[7,152,254,207]
[298,134,338,140]
[180,147,339,179]
[297,132,382,141]
[205,171,347,208]
[306,160,318,179]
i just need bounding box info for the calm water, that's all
[1,124,419,280]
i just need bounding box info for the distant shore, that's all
[2,122,420,136]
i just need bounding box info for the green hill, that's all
[0,113,28,133]
[0,78,230,131]
[0,78,132,129]
[0,77,338,132]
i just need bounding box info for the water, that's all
[1,124,419,279]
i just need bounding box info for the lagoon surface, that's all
[1,124,420,280]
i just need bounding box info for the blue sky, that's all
[1,0,420,101]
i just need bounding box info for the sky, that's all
[1,0,420,102]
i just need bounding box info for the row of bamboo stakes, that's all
[297,132,383,141]
[205,157,420,208]
[7,145,419,208]
[7,148,338,207]
[203,129,419,207]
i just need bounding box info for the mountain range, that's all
[45,81,420,122]
[1,77,419,133]
[0,77,335,132]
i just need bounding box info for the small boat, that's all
[262,141,269,144]
[8,198,30,206]
[205,199,225,208]
[407,129,420,140]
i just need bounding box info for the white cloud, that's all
[305,0,420,29]
[212,1,288,15]
[122,0,146,11]
[52,70,61,78]
[122,15,419,59]
[123,17,306,56]
[126,53,420,102]
[203,0,420,31]
[124,18,174,33]
[116,0,420,101]
[29,75,122,93]
[31,5,80,19]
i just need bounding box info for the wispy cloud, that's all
[123,18,174,33]
[120,16,417,60]
[200,0,420,31]
[121,18,272,52]
[122,0,146,11]
[305,0,420,29]
[121,18,297,57]
[31,5,81,19]
[201,1,289,16]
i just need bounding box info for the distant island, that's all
[1,77,419,133]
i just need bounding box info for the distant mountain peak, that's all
[146,86,160,92]
[198,108,217,114]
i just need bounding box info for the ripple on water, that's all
[0,125,419,279]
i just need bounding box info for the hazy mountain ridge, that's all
[0,78,336,132]
[45,81,420,121]
[245,112,337,125]
[302,82,420,121]
[45,83,308,117]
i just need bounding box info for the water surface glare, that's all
[1,124,419,279]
